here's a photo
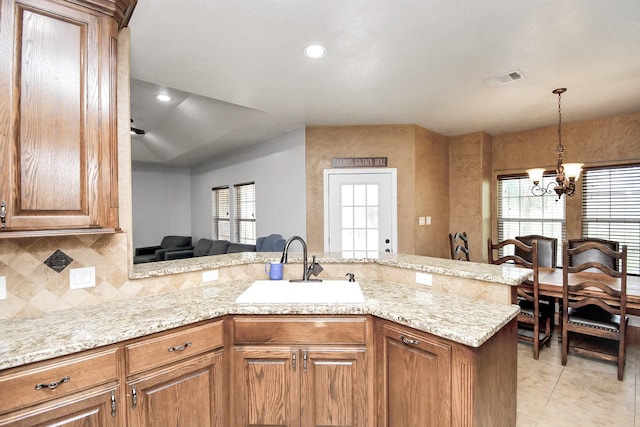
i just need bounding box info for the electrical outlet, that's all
[202,270,219,282]
[418,216,426,226]
[0,276,6,300]
[415,272,433,286]
[70,267,96,289]
[426,216,432,225]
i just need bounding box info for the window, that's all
[582,165,640,275]
[497,174,566,265]
[212,186,230,240]
[233,182,256,244]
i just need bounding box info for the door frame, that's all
[323,168,398,254]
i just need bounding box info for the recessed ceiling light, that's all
[155,93,172,102]
[303,44,326,59]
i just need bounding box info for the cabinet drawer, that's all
[126,320,223,375]
[234,316,368,345]
[0,347,118,415]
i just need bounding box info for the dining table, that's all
[531,267,640,316]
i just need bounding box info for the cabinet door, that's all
[0,384,120,427]
[231,347,298,427]
[0,0,118,232]
[376,322,451,427]
[127,350,224,427]
[300,348,369,427]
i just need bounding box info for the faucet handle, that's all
[345,273,355,282]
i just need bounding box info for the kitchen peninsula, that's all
[0,253,526,426]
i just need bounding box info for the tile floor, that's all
[516,337,639,426]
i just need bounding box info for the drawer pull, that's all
[303,351,308,372]
[34,376,70,390]
[131,384,137,409]
[110,390,117,417]
[400,335,420,346]
[168,341,192,352]
[0,201,6,228]
[292,352,296,371]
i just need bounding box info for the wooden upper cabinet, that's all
[0,0,136,236]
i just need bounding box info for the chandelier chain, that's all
[556,89,564,157]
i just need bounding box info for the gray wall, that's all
[131,163,192,248]
[131,127,307,250]
[190,127,307,243]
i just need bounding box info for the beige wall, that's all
[491,111,640,243]
[305,125,450,257]
[448,132,492,262]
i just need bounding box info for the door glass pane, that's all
[342,185,353,205]
[342,207,353,228]
[354,207,367,228]
[338,182,381,256]
[354,185,366,205]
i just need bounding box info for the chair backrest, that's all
[562,241,627,318]
[515,235,558,268]
[488,238,537,269]
[449,232,470,261]
[568,238,619,271]
[488,238,539,301]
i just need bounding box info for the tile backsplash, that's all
[0,233,194,320]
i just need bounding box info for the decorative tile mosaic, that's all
[44,250,73,273]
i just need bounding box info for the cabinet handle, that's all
[0,201,6,228]
[292,351,296,371]
[168,341,192,352]
[303,351,308,372]
[131,384,137,409]
[35,376,70,390]
[400,335,420,346]
[110,390,117,417]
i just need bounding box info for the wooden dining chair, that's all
[561,241,628,380]
[516,235,559,340]
[449,232,470,261]
[488,238,553,359]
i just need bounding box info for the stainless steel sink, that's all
[235,280,365,304]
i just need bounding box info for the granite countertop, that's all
[0,275,519,371]
[130,251,531,286]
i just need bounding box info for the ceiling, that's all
[128,1,640,167]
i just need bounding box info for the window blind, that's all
[497,173,566,264]
[234,182,256,244]
[212,186,230,240]
[582,165,640,275]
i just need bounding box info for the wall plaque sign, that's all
[331,157,388,168]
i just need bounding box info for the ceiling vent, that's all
[484,69,525,87]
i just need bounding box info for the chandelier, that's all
[526,88,583,200]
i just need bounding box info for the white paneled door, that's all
[324,169,397,257]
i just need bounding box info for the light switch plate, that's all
[70,267,96,289]
[202,270,219,282]
[0,276,6,300]
[418,216,426,226]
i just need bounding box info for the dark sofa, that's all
[162,234,285,261]
[133,235,193,264]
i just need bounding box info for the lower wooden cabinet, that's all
[0,347,122,426]
[376,321,452,427]
[124,320,225,427]
[126,350,224,426]
[232,346,367,427]
[376,317,517,427]
[0,384,120,427]
[231,315,372,427]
